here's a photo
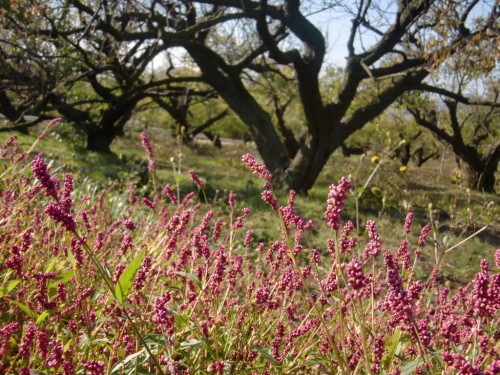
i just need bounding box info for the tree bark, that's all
[465,167,495,193]
[186,46,291,175]
[464,144,499,193]
[85,106,132,153]
[86,127,115,153]
[284,131,335,192]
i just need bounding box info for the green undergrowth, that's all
[0,125,498,283]
[0,128,499,374]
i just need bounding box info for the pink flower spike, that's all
[418,224,431,247]
[83,361,104,375]
[31,154,59,199]
[363,219,381,259]
[140,132,154,159]
[403,212,413,233]
[347,258,365,292]
[148,159,155,173]
[47,117,62,127]
[188,170,205,189]
[60,173,73,213]
[241,153,273,181]
[161,183,178,205]
[45,202,76,232]
[325,177,351,231]
[229,191,235,209]
[123,219,136,231]
[38,117,62,140]
[261,190,280,211]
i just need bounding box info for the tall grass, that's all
[0,131,498,374]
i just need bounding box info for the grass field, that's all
[2,124,497,282]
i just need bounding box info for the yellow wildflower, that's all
[371,155,379,164]
[400,166,407,173]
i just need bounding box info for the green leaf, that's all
[356,187,366,196]
[381,329,402,369]
[304,358,329,366]
[144,335,168,347]
[400,351,441,375]
[173,311,189,330]
[10,299,37,319]
[115,249,145,304]
[23,165,32,179]
[110,349,149,375]
[371,186,382,196]
[45,258,57,273]
[0,279,20,298]
[63,339,73,351]
[443,235,453,247]
[400,357,423,375]
[48,269,75,299]
[179,339,202,351]
[57,269,75,283]
[67,246,76,268]
[36,311,50,324]
[253,346,281,367]
[174,271,201,289]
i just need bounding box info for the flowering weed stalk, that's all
[0,135,498,374]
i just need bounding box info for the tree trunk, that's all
[187,47,290,174]
[465,161,497,193]
[85,103,133,153]
[284,132,334,192]
[86,127,115,153]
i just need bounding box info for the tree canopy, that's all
[1,0,498,191]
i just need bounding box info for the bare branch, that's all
[415,83,500,108]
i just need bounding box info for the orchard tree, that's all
[119,0,498,191]
[0,3,61,131]
[1,0,497,189]
[402,21,499,193]
[151,82,229,146]
[405,80,499,193]
[0,1,205,152]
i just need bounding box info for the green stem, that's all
[73,230,165,375]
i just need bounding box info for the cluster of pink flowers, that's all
[82,360,104,375]
[241,153,272,185]
[31,154,59,199]
[363,219,382,260]
[140,131,154,159]
[325,177,351,231]
[161,183,178,204]
[31,154,77,232]
[471,259,498,317]
[0,133,498,375]
[338,220,356,255]
[153,291,173,325]
[418,224,431,247]
[188,170,205,189]
[403,212,413,233]
[347,258,366,295]
[45,202,76,231]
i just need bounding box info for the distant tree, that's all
[403,27,499,193]
[393,130,440,168]
[405,86,499,192]
[151,82,229,146]
[0,4,59,132]
[0,1,205,152]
